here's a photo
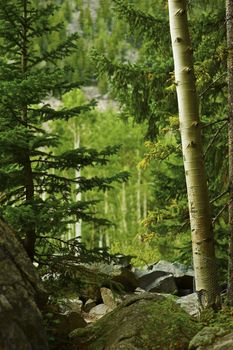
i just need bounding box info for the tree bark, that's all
[21,0,36,261]
[74,127,82,239]
[121,182,127,232]
[168,0,220,309]
[226,0,233,305]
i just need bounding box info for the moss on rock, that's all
[70,293,200,350]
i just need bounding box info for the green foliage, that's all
[0,0,129,260]
[200,305,233,331]
[94,0,228,271]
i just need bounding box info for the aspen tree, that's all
[168,0,220,308]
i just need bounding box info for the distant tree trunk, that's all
[143,191,147,219]
[137,167,142,222]
[168,0,220,309]
[226,0,233,304]
[122,182,127,232]
[99,190,109,248]
[136,150,142,222]
[74,127,82,239]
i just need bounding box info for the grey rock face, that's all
[0,220,48,350]
[135,260,194,295]
[176,293,199,317]
[146,274,177,294]
[189,327,229,350]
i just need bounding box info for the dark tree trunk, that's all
[226,0,233,304]
[21,0,36,261]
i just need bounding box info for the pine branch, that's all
[112,0,168,40]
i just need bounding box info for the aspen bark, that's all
[168,0,220,308]
[137,167,142,222]
[143,191,147,219]
[74,127,82,239]
[226,0,233,305]
[121,182,127,232]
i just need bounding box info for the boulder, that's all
[149,260,194,277]
[146,260,194,295]
[111,267,138,292]
[83,298,96,313]
[53,311,87,335]
[89,303,113,320]
[100,287,120,309]
[0,219,48,350]
[134,269,170,290]
[70,293,200,350]
[146,274,177,294]
[176,293,199,317]
[189,327,229,350]
[59,297,83,314]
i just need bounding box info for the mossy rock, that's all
[189,327,228,350]
[70,293,200,350]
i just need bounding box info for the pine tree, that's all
[226,0,233,305]
[0,0,128,261]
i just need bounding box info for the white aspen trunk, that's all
[122,182,127,232]
[143,191,147,219]
[137,167,142,222]
[74,126,82,239]
[104,190,109,247]
[168,0,220,309]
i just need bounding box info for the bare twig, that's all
[212,201,232,225]
[199,72,227,98]
[201,118,228,129]
[210,190,229,204]
[204,121,227,158]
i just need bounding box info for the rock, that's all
[134,287,145,294]
[175,275,194,296]
[176,293,199,317]
[146,274,177,294]
[53,311,87,335]
[111,267,138,292]
[149,260,194,277]
[0,219,48,350]
[59,297,83,313]
[100,287,119,309]
[189,327,228,350]
[147,260,194,295]
[208,332,233,350]
[70,292,200,350]
[83,298,96,312]
[135,269,170,290]
[89,303,113,320]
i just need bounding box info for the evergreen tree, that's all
[0,0,128,261]
[226,0,233,305]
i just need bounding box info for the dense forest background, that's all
[0,0,228,272]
